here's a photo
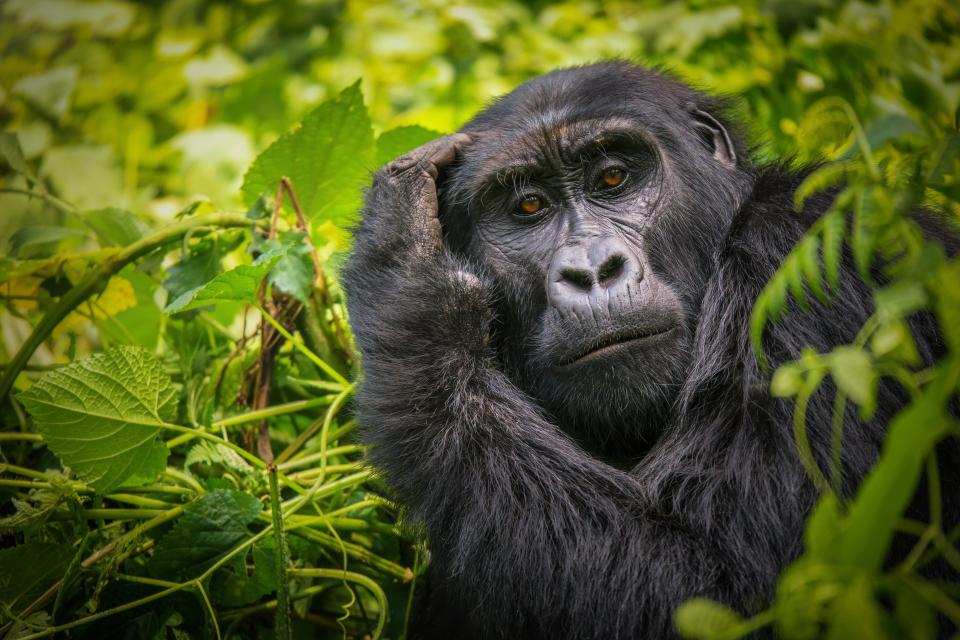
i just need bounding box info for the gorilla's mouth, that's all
[557,326,676,367]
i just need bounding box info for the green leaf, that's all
[870,319,920,366]
[821,202,848,290]
[164,242,289,314]
[8,226,87,259]
[800,235,827,303]
[212,539,278,607]
[825,578,886,640]
[674,598,744,639]
[829,346,876,419]
[13,67,78,120]
[873,282,928,319]
[18,346,174,492]
[375,125,442,168]
[185,440,255,477]
[0,542,73,610]
[0,132,36,182]
[804,494,843,561]
[241,81,375,226]
[264,231,315,303]
[148,489,262,580]
[85,208,148,247]
[841,371,952,569]
[163,237,225,303]
[771,362,804,398]
[794,162,853,211]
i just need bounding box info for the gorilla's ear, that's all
[688,105,737,169]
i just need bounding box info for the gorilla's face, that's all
[440,64,751,455]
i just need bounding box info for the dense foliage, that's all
[0,1,958,638]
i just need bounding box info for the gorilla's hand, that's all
[345,132,492,370]
[362,133,472,261]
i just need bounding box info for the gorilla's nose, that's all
[548,237,642,307]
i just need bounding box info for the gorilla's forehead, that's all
[465,115,644,181]
[453,63,690,194]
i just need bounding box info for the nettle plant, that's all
[0,84,440,640]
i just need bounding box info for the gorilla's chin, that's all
[523,322,691,460]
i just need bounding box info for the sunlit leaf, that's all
[241,81,375,226]
[18,346,173,492]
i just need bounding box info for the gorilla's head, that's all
[440,61,755,457]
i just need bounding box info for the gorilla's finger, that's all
[388,133,472,181]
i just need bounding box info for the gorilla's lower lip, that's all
[557,327,677,367]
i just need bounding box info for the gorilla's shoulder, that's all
[720,163,834,272]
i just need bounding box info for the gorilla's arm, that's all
[343,136,791,637]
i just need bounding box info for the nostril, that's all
[559,268,593,291]
[597,254,627,286]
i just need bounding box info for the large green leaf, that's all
[148,489,262,580]
[240,81,375,226]
[18,346,174,492]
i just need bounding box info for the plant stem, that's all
[268,466,292,640]
[164,396,333,448]
[288,568,389,639]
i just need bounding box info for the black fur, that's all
[342,61,958,639]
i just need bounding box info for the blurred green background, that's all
[2,0,956,249]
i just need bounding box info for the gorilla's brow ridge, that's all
[476,122,652,192]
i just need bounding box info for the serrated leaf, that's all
[374,125,442,168]
[148,489,261,580]
[163,237,224,303]
[18,346,174,492]
[164,242,289,314]
[185,440,255,477]
[241,81,375,226]
[674,598,743,639]
[212,539,278,606]
[0,543,73,610]
[829,346,876,419]
[262,231,315,303]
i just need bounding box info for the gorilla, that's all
[342,61,958,638]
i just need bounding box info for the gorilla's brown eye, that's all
[598,167,625,189]
[518,195,544,215]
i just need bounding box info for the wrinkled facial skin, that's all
[440,65,753,459]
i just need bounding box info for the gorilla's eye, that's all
[597,167,626,190]
[518,195,545,215]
